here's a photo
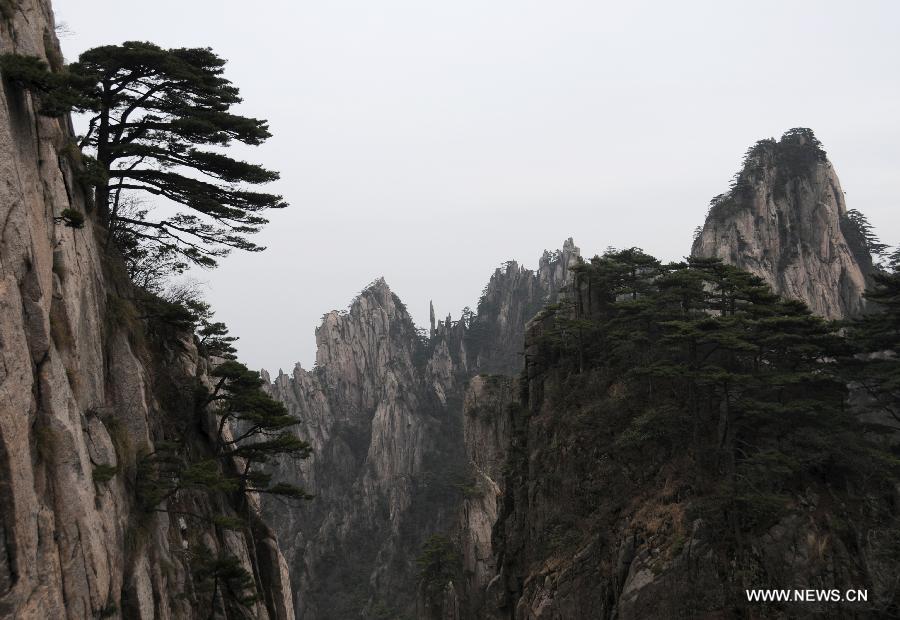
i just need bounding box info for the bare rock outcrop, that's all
[470,238,580,374]
[691,128,872,319]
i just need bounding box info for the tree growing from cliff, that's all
[192,545,258,619]
[3,42,287,268]
[204,361,312,499]
[0,53,87,114]
[137,362,311,516]
[844,208,889,260]
[74,42,286,266]
[416,534,461,608]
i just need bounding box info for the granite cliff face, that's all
[0,3,293,617]
[262,242,579,618]
[262,281,462,618]
[692,128,871,319]
[3,6,883,615]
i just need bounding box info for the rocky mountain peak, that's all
[260,239,580,616]
[691,128,872,318]
[538,236,581,290]
[330,276,401,320]
[360,275,392,297]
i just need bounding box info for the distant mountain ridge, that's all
[488,132,889,618]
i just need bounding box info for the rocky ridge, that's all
[0,3,293,617]
[261,241,580,618]
[490,283,896,619]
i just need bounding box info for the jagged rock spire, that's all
[430,300,436,337]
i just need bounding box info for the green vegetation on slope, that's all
[498,248,900,616]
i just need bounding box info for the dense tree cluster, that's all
[703,127,831,214]
[742,127,828,175]
[845,266,900,426]
[533,249,898,536]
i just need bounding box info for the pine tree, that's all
[136,360,311,517]
[844,209,889,259]
[2,42,286,267]
[417,534,461,607]
[206,361,312,500]
[192,545,258,619]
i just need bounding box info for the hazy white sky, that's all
[54,0,900,371]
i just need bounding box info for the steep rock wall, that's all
[263,281,463,619]
[454,375,514,618]
[0,3,293,617]
[468,238,580,375]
